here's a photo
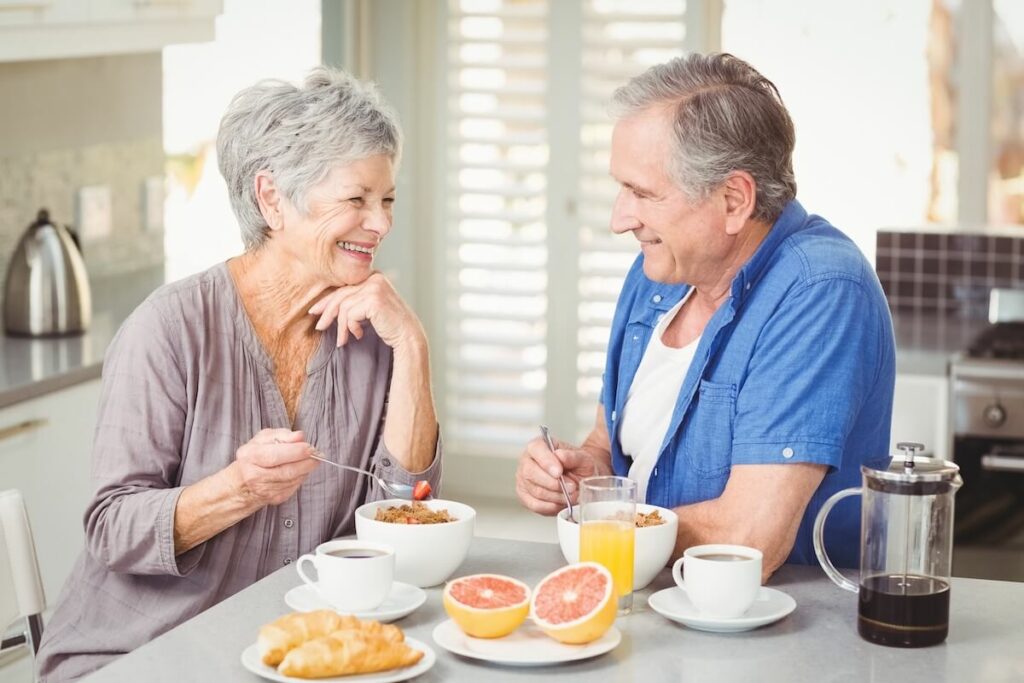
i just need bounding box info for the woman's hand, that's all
[228,428,319,509]
[308,272,426,352]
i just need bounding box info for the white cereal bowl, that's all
[355,499,476,588]
[557,503,678,591]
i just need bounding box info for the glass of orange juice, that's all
[579,476,637,615]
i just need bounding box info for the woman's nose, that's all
[363,205,392,237]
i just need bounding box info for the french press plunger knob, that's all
[895,441,925,472]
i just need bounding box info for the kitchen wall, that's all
[0,53,165,308]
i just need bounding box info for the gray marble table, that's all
[84,537,1024,682]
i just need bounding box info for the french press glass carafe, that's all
[813,442,962,647]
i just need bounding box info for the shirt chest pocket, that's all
[681,380,736,478]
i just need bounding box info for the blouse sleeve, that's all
[82,298,202,576]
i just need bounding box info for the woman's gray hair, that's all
[217,67,403,249]
[611,53,796,223]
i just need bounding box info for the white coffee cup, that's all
[671,544,763,618]
[296,540,394,612]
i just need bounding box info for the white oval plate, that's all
[240,637,434,683]
[431,619,620,667]
[284,582,426,623]
[648,586,796,633]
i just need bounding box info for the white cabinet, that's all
[0,0,221,62]
[891,374,949,460]
[0,379,101,611]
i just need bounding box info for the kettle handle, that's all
[813,487,860,593]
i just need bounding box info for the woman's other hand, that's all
[229,428,319,509]
[308,272,426,352]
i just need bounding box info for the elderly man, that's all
[516,53,894,578]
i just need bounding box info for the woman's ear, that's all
[254,171,284,232]
[722,170,757,236]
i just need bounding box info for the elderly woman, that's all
[35,68,440,681]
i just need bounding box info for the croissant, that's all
[258,611,404,666]
[278,630,423,678]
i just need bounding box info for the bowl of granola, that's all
[556,503,678,591]
[355,499,476,587]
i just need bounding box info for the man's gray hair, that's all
[611,53,796,223]
[217,67,403,250]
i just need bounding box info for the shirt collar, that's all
[728,199,808,306]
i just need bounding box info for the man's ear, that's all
[722,170,757,236]
[254,171,284,232]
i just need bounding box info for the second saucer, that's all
[284,581,426,623]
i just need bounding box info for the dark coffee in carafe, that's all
[858,574,950,647]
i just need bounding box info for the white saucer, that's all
[432,618,621,666]
[241,637,434,682]
[648,586,796,633]
[284,582,426,623]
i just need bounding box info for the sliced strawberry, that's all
[412,480,432,501]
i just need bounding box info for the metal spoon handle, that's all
[540,425,576,523]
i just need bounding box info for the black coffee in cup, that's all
[694,553,749,562]
[326,549,388,560]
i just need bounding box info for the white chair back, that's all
[0,489,46,653]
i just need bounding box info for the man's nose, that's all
[610,189,639,234]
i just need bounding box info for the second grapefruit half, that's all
[531,562,616,644]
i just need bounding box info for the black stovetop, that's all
[968,322,1024,359]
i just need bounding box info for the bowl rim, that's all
[556,502,677,528]
[355,498,477,525]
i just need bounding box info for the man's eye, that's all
[383,198,396,205]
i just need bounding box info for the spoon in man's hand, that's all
[539,425,576,523]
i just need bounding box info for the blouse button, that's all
[381,457,392,467]
[283,558,293,565]
[283,519,294,529]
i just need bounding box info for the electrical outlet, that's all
[76,185,112,240]
[142,176,165,232]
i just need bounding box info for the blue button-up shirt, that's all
[602,200,895,568]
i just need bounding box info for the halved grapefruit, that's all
[443,574,531,638]
[531,562,616,644]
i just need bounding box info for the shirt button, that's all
[632,335,639,341]
[611,410,617,421]
[745,282,751,291]
[283,558,293,565]
[381,457,392,467]
[782,447,794,459]
[652,294,662,303]
[283,519,294,529]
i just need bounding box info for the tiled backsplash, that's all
[876,230,1024,319]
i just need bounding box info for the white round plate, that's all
[431,619,620,667]
[240,637,434,683]
[284,582,426,623]
[648,586,796,633]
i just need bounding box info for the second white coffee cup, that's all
[296,540,394,612]
[671,544,763,618]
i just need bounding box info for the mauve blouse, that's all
[35,262,442,681]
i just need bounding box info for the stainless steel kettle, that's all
[4,208,91,336]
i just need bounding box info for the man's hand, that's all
[515,436,602,515]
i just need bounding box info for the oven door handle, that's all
[981,454,1024,472]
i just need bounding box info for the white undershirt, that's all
[621,292,700,503]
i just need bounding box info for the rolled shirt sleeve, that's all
[83,301,200,576]
[731,276,888,467]
[368,432,444,501]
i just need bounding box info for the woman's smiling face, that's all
[278,154,396,286]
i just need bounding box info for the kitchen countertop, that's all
[83,536,1024,682]
[0,268,989,408]
[0,266,166,409]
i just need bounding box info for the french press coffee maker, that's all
[813,442,962,647]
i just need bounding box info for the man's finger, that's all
[526,437,564,479]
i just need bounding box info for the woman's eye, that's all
[347,197,364,206]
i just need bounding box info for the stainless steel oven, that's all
[949,290,1024,575]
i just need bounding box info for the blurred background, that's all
[1,7,1023,675]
